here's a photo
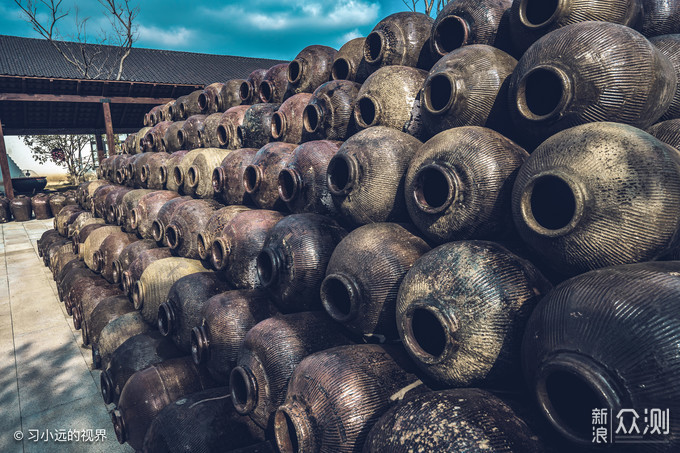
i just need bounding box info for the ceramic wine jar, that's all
[321,223,431,340]
[522,262,680,449]
[508,22,676,148]
[257,214,347,312]
[396,241,551,387]
[331,37,371,83]
[301,80,361,142]
[420,45,517,137]
[286,45,337,95]
[191,289,278,383]
[404,126,528,243]
[430,0,514,56]
[511,122,680,276]
[278,140,342,216]
[327,126,422,225]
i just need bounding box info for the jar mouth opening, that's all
[151,220,164,242]
[433,15,469,56]
[327,153,357,196]
[516,65,571,122]
[331,57,351,81]
[260,81,273,103]
[364,31,384,64]
[423,73,456,115]
[217,124,229,146]
[243,165,261,194]
[256,247,280,287]
[212,167,224,194]
[272,112,286,140]
[240,81,252,102]
[302,104,320,134]
[278,168,300,203]
[321,273,358,322]
[412,163,457,214]
[406,306,449,361]
[355,96,378,128]
[536,352,623,445]
[519,0,563,29]
[230,366,257,414]
[275,406,307,453]
[165,225,180,249]
[288,60,303,84]
[198,92,208,111]
[520,171,584,237]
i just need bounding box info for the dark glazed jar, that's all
[331,37,371,83]
[364,12,436,71]
[431,0,514,56]
[188,148,232,199]
[130,190,181,240]
[396,241,551,388]
[513,122,680,276]
[640,0,680,37]
[142,388,266,453]
[216,105,250,149]
[165,199,223,259]
[144,121,172,152]
[48,194,66,218]
[239,103,281,149]
[191,289,278,383]
[92,311,150,370]
[158,272,231,352]
[150,196,192,245]
[508,22,676,148]
[259,63,290,103]
[179,115,207,150]
[160,151,188,193]
[211,210,284,288]
[90,184,118,217]
[171,97,186,121]
[122,247,173,296]
[240,68,268,104]
[212,148,258,206]
[522,262,680,450]
[243,142,297,211]
[118,189,154,232]
[199,112,225,148]
[257,214,347,313]
[286,45,337,95]
[509,0,643,53]
[178,89,204,118]
[405,126,528,243]
[353,65,427,138]
[271,93,313,144]
[274,344,427,453]
[651,34,680,121]
[200,80,244,114]
[197,206,251,261]
[112,239,157,285]
[95,231,138,283]
[10,195,32,221]
[648,118,680,149]
[421,45,518,137]
[101,331,183,405]
[302,80,361,142]
[81,295,133,346]
[54,205,84,237]
[327,127,422,226]
[278,140,342,216]
[0,197,10,223]
[321,223,431,340]
[230,312,354,429]
[163,121,186,153]
[111,357,215,451]
[31,194,52,219]
[102,187,132,224]
[364,388,548,452]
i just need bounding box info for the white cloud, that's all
[337,28,362,46]
[201,0,379,32]
[137,25,196,48]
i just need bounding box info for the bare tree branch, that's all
[402,0,449,16]
[14,0,138,80]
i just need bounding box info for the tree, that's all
[402,0,450,16]
[14,0,139,80]
[21,134,95,183]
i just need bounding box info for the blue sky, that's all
[0,0,419,60]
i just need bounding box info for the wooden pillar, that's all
[0,120,14,199]
[95,133,106,164]
[101,99,116,156]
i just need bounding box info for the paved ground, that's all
[0,219,133,453]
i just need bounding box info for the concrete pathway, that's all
[0,219,133,453]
